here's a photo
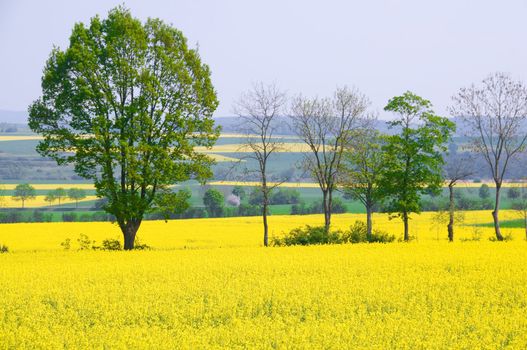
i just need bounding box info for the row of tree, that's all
[6,184,87,208]
[27,7,527,248]
[235,73,527,245]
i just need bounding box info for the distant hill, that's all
[0,110,28,124]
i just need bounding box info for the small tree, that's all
[478,184,490,199]
[450,72,527,241]
[234,83,287,246]
[231,186,246,200]
[68,188,87,208]
[203,188,224,217]
[341,127,386,240]
[53,188,67,206]
[12,184,36,208]
[290,86,370,231]
[380,92,455,241]
[507,187,521,199]
[44,191,57,207]
[444,151,474,241]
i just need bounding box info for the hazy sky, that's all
[1,0,526,119]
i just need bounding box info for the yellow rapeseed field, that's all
[0,195,98,208]
[0,211,526,348]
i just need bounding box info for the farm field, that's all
[0,212,526,348]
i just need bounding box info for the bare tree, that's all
[233,83,287,246]
[443,150,474,241]
[340,125,385,240]
[450,73,527,240]
[290,86,370,231]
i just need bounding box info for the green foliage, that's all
[203,188,224,217]
[270,188,300,205]
[0,244,8,253]
[12,184,36,208]
[291,198,346,215]
[44,191,56,205]
[507,187,520,199]
[272,221,395,246]
[380,92,455,228]
[231,186,246,200]
[60,238,71,250]
[344,221,396,244]
[28,6,219,249]
[342,129,386,211]
[248,187,264,205]
[77,234,95,250]
[67,188,87,208]
[53,188,67,205]
[101,239,122,251]
[479,184,490,199]
[153,189,191,222]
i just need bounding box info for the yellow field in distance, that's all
[0,195,98,208]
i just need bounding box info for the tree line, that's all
[236,74,527,246]
[27,6,527,249]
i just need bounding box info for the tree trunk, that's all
[263,190,269,247]
[448,184,454,242]
[492,183,504,241]
[366,205,373,241]
[322,190,331,232]
[122,220,141,250]
[403,211,409,241]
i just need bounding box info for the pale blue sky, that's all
[1,0,526,119]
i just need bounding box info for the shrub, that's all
[270,189,300,205]
[0,244,8,253]
[272,225,342,246]
[343,221,396,243]
[479,184,490,199]
[133,238,152,250]
[77,234,95,250]
[237,204,261,216]
[60,238,71,250]
[272,221,395,246]
[507,187,521,199]
[101,239,122,251]
[62,212,78,222]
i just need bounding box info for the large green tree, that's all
[28,7,219,249]
[380,92,454,241]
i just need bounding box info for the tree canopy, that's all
[28,6,219,249]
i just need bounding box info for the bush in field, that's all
[272,221,394,246]
[0,244,8,253]
[101,239,122,251]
